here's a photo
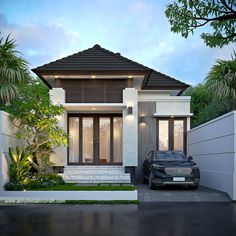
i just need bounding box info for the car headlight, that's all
[152,164,163,169]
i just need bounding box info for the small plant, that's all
[8,145,31,184]
[24,173,65,190]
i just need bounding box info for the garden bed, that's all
[5,183,136,191]
[23,183,136,191]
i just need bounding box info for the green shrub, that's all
[8,146,31,183]
[24,173,65,190]
[5,173,65,191]
[4,182,24,191]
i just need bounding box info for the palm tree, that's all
[205,52,236,110]
[0,34,30,104]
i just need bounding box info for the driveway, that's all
[137,184,231,202]
[1,203,236,236]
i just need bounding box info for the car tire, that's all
[149,174,156,190]
[189,185,198,190]
[143,177,148,184]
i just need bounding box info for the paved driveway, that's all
[1,203,236,236]
[137,184,231,202]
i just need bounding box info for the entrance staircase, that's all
[63,166,131,183]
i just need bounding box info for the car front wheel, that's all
[149,173,156,190]
[189,185,198,190]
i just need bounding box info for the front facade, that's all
[33,44,192,183]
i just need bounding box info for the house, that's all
[32,44,192,183]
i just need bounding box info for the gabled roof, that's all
[32,44,189,94]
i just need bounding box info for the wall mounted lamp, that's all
[127,106,133,116]
[139,115,145,124]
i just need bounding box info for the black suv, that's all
[143,151,200,190]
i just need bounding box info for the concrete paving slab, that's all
[137,185,231,202]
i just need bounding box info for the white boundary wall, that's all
[0,111,24,191]
[0,190,137,201]
[188,111,236,200]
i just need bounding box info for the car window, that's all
[154,151,187,161]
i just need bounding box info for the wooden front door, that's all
[68,114,123,165]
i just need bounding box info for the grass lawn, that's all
[26,183,136,191]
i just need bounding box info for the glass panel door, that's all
[69,117,80,163]
[174,120,184,151]
[157,118,186,153]
[158,120,169,151]
[68,115,123,165]
[82,117,93,163]
[99,118,110,164]
[113,117,122,163]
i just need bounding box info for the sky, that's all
[0,0,235,86]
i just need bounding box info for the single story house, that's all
[32,44,192,183]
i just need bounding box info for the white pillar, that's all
[49,88,67,167]
[122,88,138,167]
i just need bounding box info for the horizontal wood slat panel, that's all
[62,79,127,103]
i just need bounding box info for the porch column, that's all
[49,88,67,167]
[122,88,138,167]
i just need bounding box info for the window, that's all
[157,118,186,153]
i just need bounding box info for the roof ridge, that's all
[95,45,150,71]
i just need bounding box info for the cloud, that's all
[0,12,80,69]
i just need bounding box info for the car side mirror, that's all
[188,156,193,161]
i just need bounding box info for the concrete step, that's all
[63,174,131,183]
[63,165,131,184]
[64,166,126,174]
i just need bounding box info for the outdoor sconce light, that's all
[140,115,145,124]
[127,106,133,116]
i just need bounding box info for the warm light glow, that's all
[126,115,134,121]
[128,75,133,78]
[75,118,79,122]
[54,76,59,78]
[91,75,96,79]
[127,102,134,107]
[92,108,96,110]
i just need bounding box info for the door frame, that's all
[67,113,122,165]
[156,117,187,154]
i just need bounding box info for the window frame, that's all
[156,117,187,154]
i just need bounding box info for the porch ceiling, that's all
[63,103,124,112]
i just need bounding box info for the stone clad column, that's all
[122,88,138,167]
[49,88,67,167]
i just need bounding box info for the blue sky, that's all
[0,0,235,85]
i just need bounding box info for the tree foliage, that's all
[205,51,236,107]
[2,78,68,173]
[165,0,236,47]
[184,83,232,128]
[0,34,30,104]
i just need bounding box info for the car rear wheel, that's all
[149,174,156,190]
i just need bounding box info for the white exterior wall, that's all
[50,88,67,166]
[155,97,192,117]
[188,111,236,200]
[0,111,24,191]
[123,88,138,166]
[138,92,192,131]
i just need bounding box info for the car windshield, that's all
[154,152,187,161]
